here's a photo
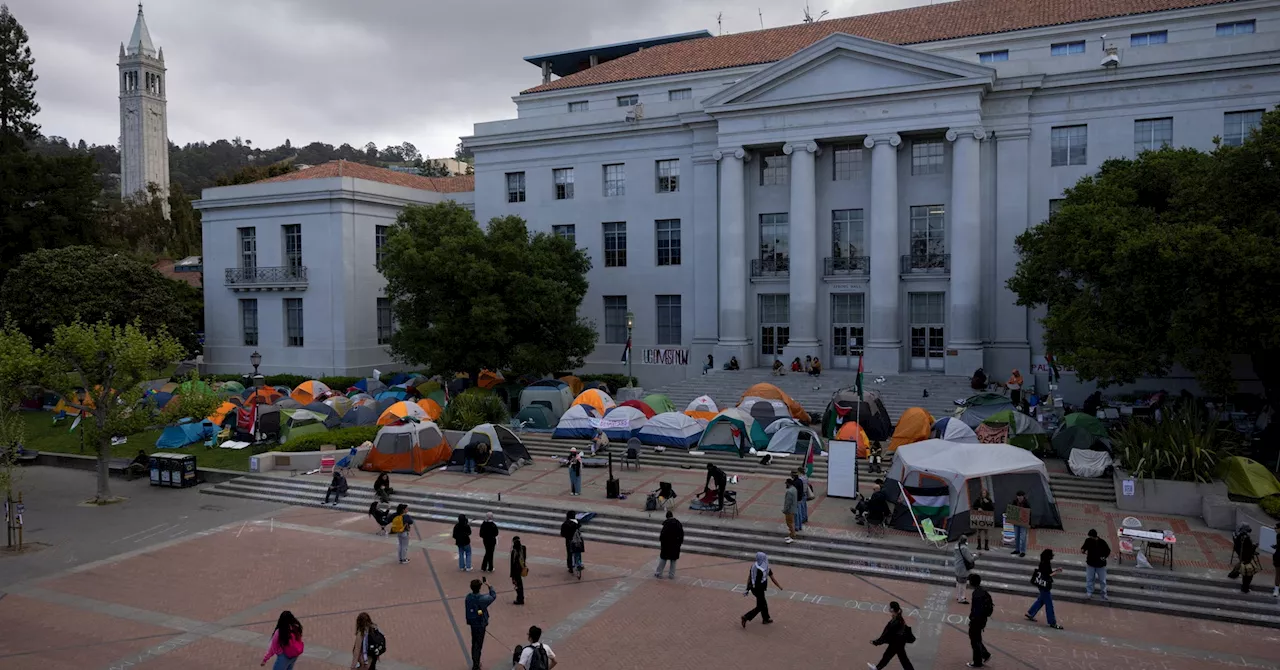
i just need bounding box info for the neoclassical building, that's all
[467,0,1279,387]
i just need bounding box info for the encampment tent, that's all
[243,386,283,406]
[764,418,823,455]
[835,421,871,456]
[643,394,676,415]
[602,405,648,441]
[637,412,703,449]
[553,404,599,439]
[341,404,379,427]
[618,399,656,418]
[448,424,532,474]
[324,395,354,417]
[1062,412,1108,438]
[738,383,810,423]
[979,410,1050,453]
[559,375,584,396]
[156,418,215,448]
[956,393,1015,428]
[885,440,1062,540]
[302,401,342,428]
[684,395,719,422]
[362,421,451,474]
[514,405,554,430]
[931,417,979,443]
[888,407,935,453]
[279,409,329,444]
[416,398,444,421]
[822,388,891,441]
[739,396,790,425]
[571,388,615,415]
[478,370,503,389]
[1052,425,1111,459]
[519,380,575,421]
[291,380,331,405]
[1216,456,1280,500]
[378,401,428,426]
[701,408,768,456]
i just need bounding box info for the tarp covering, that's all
[642,394,676,415]
[1216,456,1280,500]
[363,422,451,474]
[448,423,531,474]
[156,418,216,448]
[553,404,599,439]
[931,416,979,443]
[738,383,810,423]
[637,411,704,449]
[888,407,935,453]
[701,408,768,456]
[1068,449,1113,478]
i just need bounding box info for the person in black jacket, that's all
[510,536,527,605]
[373,472,394,503]
[324,470,349,505]
[560,511,578,573]
[967,574,994,668]
[704,463,728,510]
[453,514,473,572]
[1080,529,1111,600]
[1024,549,1063,629]
[655,511,684,579]
[867,601,914,670]
[479,512,499,573]
[972,488,995,550]
[1235,528,1259,593]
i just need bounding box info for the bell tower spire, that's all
[118,3,170,215]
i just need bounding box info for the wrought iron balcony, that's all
[750,257,789,277]
[823,256,870,276]
[900,253,950,274]
[224,266,308,291]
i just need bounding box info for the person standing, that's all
[973,488,995,550]
[953,536,978,603]
[567,448,583,496]
[1025,549,1064,629]
[390,504,413,564]
[515,625,557,670]
[479,512,499,573]
[464,578,497,670]
[1234,526,1259,593]
[782,478,799,544]
[351,612,384,670]
[510,536,528,605]
[261,610,304,669]
[1080,528,1111,600]
[967,575,994,668]
[1010,491,1031,557]
[1271,522,1279,598]
[704,463,728,510]
[867,601,915,670]
[741,551,783,627]
[792,472,810,533]
[1007,369,1024,409]
[655,510,684,579]
[453,514,473,572]
[560,511,578,573]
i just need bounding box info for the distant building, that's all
[195,160,474,377]
[153,256,203,289]
[118,4,170,216]
[387,157,472,176]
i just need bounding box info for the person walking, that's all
[560,511,578,573]
[510,536,528,605]
[782,478,799,544]
[567,514,586,579]
[867,601,915,670]
[453,514,473,572]
[261,610,304,669]
[1080,528,1111,600]
[1025,549,1064,629]
[351,612,385,670]
[704,463,728,510]
[1010,490,1031,557]
[464,578,497,670]
[967,574,994,668]
[973,488,995,550]
[953,535,978,603]
[567,448,583,496]
[1007,369,1024,409]
[741,551,783,627]
[390,503,413,564]
[655,510,684,579]
[479,512,499,573]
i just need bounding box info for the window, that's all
[240,299,258,347]
[377,298,393,345]
[656,159,679,192]
[284,298,304,347]
[1050,41,1086,56]
[656,295,682,345]
[375,225,389,266]
[553,224,575,244]
[909,205,946,259]
[1051,125,1087,166]
[978,50,1009,63]
[1223,110,1263,147]
[553,168,574,200]
[668,88,692,101]
[282,224,302,272]
[831,209,865,258]
[603,296,628,344]
[832,145,863,181]
[1216,20,1255,37]
[568,101,589,112]
[911,139,944,175]
[505,172,526,203]
[910,292,946,324]
[603,222,627,267]
[1130,30,1167,46]
[238,227,257,269]
[760,150,788,186]
[617,94,639,107]
[759,213,789,263]
[656,219,681,266]
[603,163,625,197]
[1134,118,1173,154]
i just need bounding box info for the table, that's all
[1117,528,1176,569]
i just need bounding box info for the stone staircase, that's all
[202,474,1280,629]
[1047,472,1115,504]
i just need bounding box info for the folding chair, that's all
[920,519,949,548]
[623,438,641,470]
[319,456,336,474]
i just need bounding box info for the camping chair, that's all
[623,438,641,470]
[919,519,949,548]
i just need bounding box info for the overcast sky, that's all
[14,0,928,158]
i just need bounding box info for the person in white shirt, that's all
[516,625,557,670]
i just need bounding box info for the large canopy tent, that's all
[571,388,616,415]
[684,395,719,422]
[956,393,1016,428]
[363,422,451,475]
[764,418,824,455]
[885,440,1063,541]
[520,380,575,421]
[739,396,791,426]
[888,407,935,453]
[637,411,704,449]
[643,394,677,414]
[978,410,1050,454]
[448,424,532,474]
[602,405,649,440]
[553,404,599,439]
[291,380,331,405]
[738,383,810,423]
[1216,456,1280,500]
[822,388,891,441]
[931,417,979,443]
[701,408,768,456]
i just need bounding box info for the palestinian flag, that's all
[856,355,865,400]
[803,441,815,478]
[902,484,950,519]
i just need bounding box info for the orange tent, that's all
[836,421,872,457]
[738,383,810,424]
[209,400,240,426]
[362,422,452,475]
[478,370,504,390]
[416,398,444,421]
[559,375,584,396]
[888,407,935,453]
[245,387,283,405]
[571,388,615,415]
[378,401,428,426]
[291,380,331,405]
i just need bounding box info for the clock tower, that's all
[118,3,170,216]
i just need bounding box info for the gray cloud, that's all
[13,0,923,158]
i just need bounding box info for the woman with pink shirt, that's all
[261,610,304,669]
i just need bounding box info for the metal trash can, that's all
[172,454,197,488]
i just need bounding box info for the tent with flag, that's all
[822,388,891,441]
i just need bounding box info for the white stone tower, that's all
[118,3,170,216]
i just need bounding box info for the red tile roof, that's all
[523,0,1237,93]
[257,160,475,193]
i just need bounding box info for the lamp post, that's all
[625,311,634,387]
[250,351,263,387]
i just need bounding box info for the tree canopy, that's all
[381,204,596,379]
[1008,107,1280,398]
[0,4,39,144]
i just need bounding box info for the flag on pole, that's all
[69,413,82,433]
[902,484,950,518]
[803,440,815,478]
[856,354,865,400]
[620,336,631,362]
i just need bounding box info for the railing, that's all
[823,256,870,276]
[750,257,790,277]
[224,266,309,287]
[900,253,950,274]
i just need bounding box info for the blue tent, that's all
[376,388,409,402]
[388,372,410,386]
[156,418,216,449]
[147,391,175,409]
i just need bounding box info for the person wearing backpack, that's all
[389,503,413,564]
[953,535,978,603]
[453,514,473,572]
[867,601,914,670]
[479,512,499,573]
[515,625,557,670]
[464,577,497,670]
[351,611,386,669]
[560,511,582,576]
[967,574,994,668]
[510,536,528,605]
[261,610,304,669]
[1025,549,1064,629]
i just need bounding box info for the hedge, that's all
[277,426,379,453]
[1261,494,1280,520]
[439,388,509,431]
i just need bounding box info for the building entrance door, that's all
[909,292,945,372]
[830,293,865,369]
[758,293,789,367]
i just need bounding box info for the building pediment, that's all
[703,32,994,111]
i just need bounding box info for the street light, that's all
[250,351,264,387]
[625,311,635,387]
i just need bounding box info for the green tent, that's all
[1051,425,1110,459]
[701,408,769,456]
[514,405,554,429]
[1062,412,1107,438]
[982,409,1050,454]
[279,408,329,444]
[1216,456,1280,500]
[427,389,447,408]
[643,394,677,414]
[219,381,245,395]
[178,379,213,396]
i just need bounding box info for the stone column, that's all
[864,133,902,373]
[945,127,986,375]
[713,148,750,363]
[992,128,1032,378]
[783,140,820,362]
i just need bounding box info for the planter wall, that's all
[1113,468,1227,518]
[252,445,371,473]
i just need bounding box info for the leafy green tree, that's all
[0,324,42,503]
[214,161,296,186]
[381,204,595,381]
[0,4,39,144]
[417,157,451,177]
[44,320,183,502]
[1008,108,1280,399]
[161,372,223,426]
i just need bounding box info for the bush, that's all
[318,376,362,391]
[578,374,638,396]
[1261,494,1280,520]
[1113,406,1235,482]
[439,388,509,431]
[417,380,442,396]
[277,426,379,453]
[262,374,310,389]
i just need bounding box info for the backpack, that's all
[525,643,551,670]
[645,493,658,512]
[366,627,386,658]
[902,625,916,645]
[569,526,585,553]
[390,514,406,534]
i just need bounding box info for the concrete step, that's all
[203,475,1280,628]
[518,436,830,479]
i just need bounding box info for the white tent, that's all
[552,404,598,439]
[637,411,704,449]
[602,405,648,441]
[764,418,824,454]
[932,417,979,443]
[685,395,718,413]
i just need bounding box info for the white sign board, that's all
[826,440,860,498]
[1122,479,1135,497]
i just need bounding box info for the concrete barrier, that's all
[32,451,245,484]
[1201,494,1241,530]
[1114,468,1227,518]
[250,444,372,473]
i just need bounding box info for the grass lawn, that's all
[19,411,252,471]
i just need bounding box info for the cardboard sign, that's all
[1005,504,1031,528]
[971,512,995,529]
[1122,479,1135,497]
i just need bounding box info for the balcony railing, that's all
[824,256,870,276]
[900,253,950,274]
[750,257,789,277]
[224,265,309,290]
